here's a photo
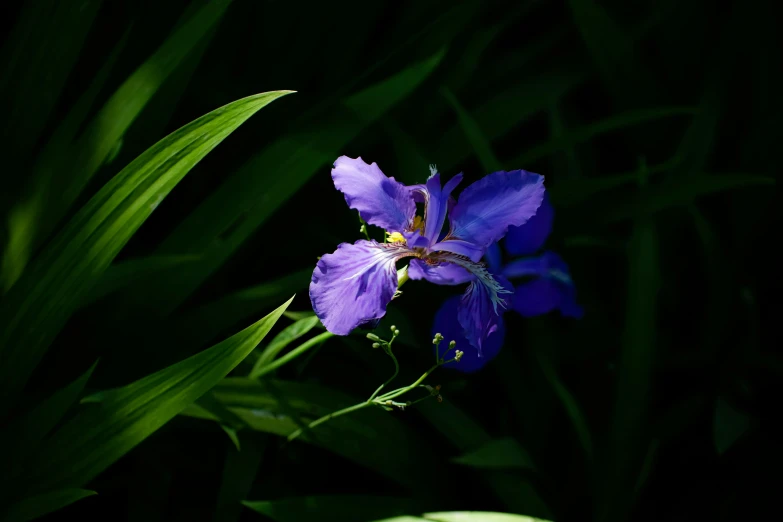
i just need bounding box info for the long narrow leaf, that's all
[0,90,293,417]
[20,297,292,493]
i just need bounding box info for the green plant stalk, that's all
[287,355,458,442]
[252,331,333,378]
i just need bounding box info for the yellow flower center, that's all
[387,232,406,244]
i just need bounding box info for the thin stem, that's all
[287,401,371,442]
[368,346,400,402]
[251,331,333,379]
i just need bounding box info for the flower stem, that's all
[287,401,371,442]
[368,346,399,402]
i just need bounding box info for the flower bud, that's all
[390,325,397,332]
[449,340,456,349]
[366,333,381,342]
[394,329,400,337]
[372,342,380,349]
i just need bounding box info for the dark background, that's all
[0,0,779,521]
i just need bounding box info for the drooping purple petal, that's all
[504,193,554,256]
[510,251,583,319]
[484,242,503,274]
[408,258,472,285]
[432,296,505,373]
[457,274,514,355]
[448,169,545,249]
[331,156,415,232]
[310,240,414,335]
[421,173,463,246]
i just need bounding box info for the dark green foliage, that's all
[0,0,777,521]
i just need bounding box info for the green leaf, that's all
[421,513,552,522]
[141,49,446,314]
[242,495,418,522]
[598,175,775,224]
[511,107,698,166]
[250,332,333,379]
[441,87,502,172]
[1,489,96,522]
[0,0,102,170]
[0,90,293,416]
[20,297,292,493]
[422,513,552,522]
[416,401,551,519]
[1,24,130,293]
[180,378,439,488]
[713,398,751,455]
[2,0,234,290]
[451,437,535,470]
[214,435,266,522]
[80,255,200,307]
[251,316,321,373]
[0,362,98,485]
[600,182,659,522]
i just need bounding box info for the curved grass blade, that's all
[20,297,292,493]
[1,489,96,522]
[441,87,502,172]
[0,90,294,417]
[1,0,234,290]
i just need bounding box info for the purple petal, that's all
[310,240,414,335]
[510,251,583,319]
[504,193,554,256]
[457,274,514,356]
[408,258,473,285]
[484,242,503,274]
[421,173,463,245]
[432,296,505,373]
[331,156,415,232]
[448,169,545,249]
[501,257,545,279]
[429,239,484,262]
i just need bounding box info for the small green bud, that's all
[449,340,456,348]
[366,333,381,342]
[455,350,464,362]
[372,342,380,349]
[394,329,400,337]
[390,325,397,332]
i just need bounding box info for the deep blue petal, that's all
[448,169,545,249]
[432,296,505,373]
[504,193,554,256]
[457,274,514,356]
[510,251,583,318]
[331,156,415,232]
[484,242,502,274]
[421,172,463,246]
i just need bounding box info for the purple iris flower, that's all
[431,194,583,373]
[309,156,545,354]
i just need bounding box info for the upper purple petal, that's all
[457,274,514,356]
[309,240,413,335]
[448,169,545,249]
[504,193,554,256]
[331,156,415,232]
[408,258,473,286]
[421,172,463,246]
[432,296,505,373]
